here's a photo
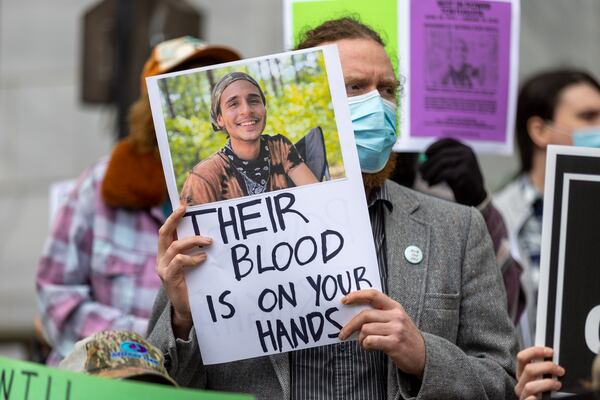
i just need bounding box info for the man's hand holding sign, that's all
[156,205,211,340]
[340,289,426,377]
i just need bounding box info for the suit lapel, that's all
[384,182,430,326]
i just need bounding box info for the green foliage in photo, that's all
[159,51,345,191]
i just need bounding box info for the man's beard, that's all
[362,153,397,198]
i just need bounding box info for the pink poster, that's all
[397,0,519,154]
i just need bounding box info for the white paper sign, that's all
[146,45,381,364]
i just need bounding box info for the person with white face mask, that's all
[494,70,600,400]
[147,17,518,399]
[494,70,600,349]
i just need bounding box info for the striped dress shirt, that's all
[289,186,392,399]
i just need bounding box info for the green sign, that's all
[284,0,398,69]
[0,356,253,400]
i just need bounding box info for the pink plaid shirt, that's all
[36,159,165,365]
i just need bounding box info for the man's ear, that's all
[527,116,552,149]
[217,114,225,129]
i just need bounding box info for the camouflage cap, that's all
[59,330,177,386]
[140,35,241,93]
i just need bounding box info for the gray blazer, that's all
[147,181,518,399]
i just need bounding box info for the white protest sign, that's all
[147,45,381,364]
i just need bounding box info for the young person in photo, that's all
[179,72,318,206]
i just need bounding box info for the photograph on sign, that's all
[146,45,381,364]
[396,0,520,154]
[536,145,600,395]
[152,48,346,207]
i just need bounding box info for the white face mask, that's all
[572,126,600,148]
[347,90,397,173]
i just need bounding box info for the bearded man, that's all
[147,17,518,400]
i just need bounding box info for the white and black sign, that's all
[537,145,600,395]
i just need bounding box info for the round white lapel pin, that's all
[404,245,423,264]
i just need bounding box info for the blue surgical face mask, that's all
[572,127,600,148]
[348,90,397,173]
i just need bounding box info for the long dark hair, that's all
[516,69,600,173]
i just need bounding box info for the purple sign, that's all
[401,0,517,153]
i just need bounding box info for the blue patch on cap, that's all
[120,341,148,354]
